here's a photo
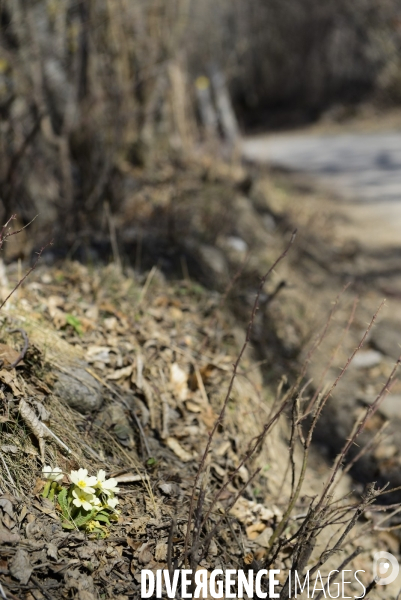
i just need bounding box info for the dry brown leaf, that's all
[19,399,47,461]
[2,510,15,529]
[253,527,274,548]
[0,498,14,517]
[31,499,58,520]
[77,316,96,332]
[0,343,21,367]
[155,541,167,561]
[85,346,111,364]
[47,296,67,329]
[200,404,218,429]
[126,537,142,551]
[166,437,193,462]
[170,363,188,400]
[47,543,58,560]
[106,365,133,381]
[0,526,20,545]
[214,440,231,457]
[9,548,32,584]
[47,295,65,310]
[246,522,266,540]
[85,305,99,321]
[1,445,19,454]
[142,380,156,429]
[104,316,118,331]
[169,306,183,321]
[129,516,150,535]
[32,478,45,495]
[99,302,126,321]
[0,369,23,396]
[137,541,154,565]
[188,363,215,391]
[210,463,226,478]
[230,497,279,526]
[18,505,28,523]
[185,400,202,413]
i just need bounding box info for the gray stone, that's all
[198,244,228,278]
[363,393,401,420]
[370,319,401,360]
[254,527,274,549]
[54,365,103,413]
[225,236,248,254]
[217,235,248,262]
[351,349,383,369]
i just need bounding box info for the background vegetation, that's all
[1,0,401,244]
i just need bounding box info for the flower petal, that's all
[96,469,106,483]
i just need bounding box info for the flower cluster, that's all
[41,465,120,536]
[69,468,120,511]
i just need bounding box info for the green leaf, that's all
[58,488,70,520]
[146,457,157,466]
[74,508,97,527]
[66,314,83,336]
[94,513,110,525]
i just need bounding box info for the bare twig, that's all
[314,546,363,600]
[0,451,18,495]
[317,352,399,511]
[0,241,53,312]
[339,420,389,480]
[183,231,296,565]
[167,517,176,580]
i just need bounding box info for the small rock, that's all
[54,365,102,413]
[226,236,248,254]
[254,527,274,549]
[352,350,382,369]
[198,244,228,279]
[158,482,173,495]
[374,444,397,461]
[217,235,248,262]
[363,393,401,420]
[370,320,401,360]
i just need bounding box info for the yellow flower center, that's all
[78,480,86,488]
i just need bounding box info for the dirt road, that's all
[242,131,401,248]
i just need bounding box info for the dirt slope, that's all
[0,160,399,598]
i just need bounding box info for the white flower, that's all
[106,496,119,510]
[42,466,63,482]
[95,469,119,496]
[69,468,97,494]
[72,489,100,511]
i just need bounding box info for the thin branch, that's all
[183,231,297,565]
[0,241,53,312]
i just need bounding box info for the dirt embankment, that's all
[0,158,399,598]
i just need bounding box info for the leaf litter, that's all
[0,260,292,599]
[0,253,391,598]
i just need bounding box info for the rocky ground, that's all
[0,157,400,598]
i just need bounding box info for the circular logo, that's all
[373,551,399,586]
